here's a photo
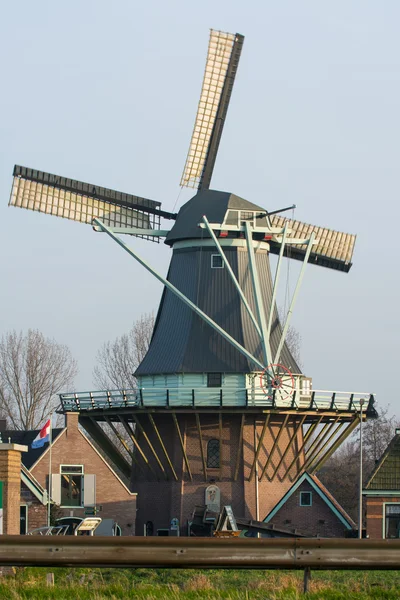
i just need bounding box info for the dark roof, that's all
[365,434,400,490]
[136,245,300,375]
[1,429,63,469]
[165,189,268,246]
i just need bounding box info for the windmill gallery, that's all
[8,29,375,536]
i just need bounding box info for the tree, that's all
[0,329,78,430]
[93,313,154,390]
[318,403,400,521]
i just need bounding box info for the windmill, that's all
[9,29,375,533]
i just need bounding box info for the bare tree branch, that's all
[0,330,78,430]
[93,313,154,390]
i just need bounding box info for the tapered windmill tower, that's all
[9,29,375,535]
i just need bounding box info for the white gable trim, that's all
[29,426,135,497]
[78,428,136,496]
[264,473,353,530]
[21,465,47,504]
[29,428,67,470]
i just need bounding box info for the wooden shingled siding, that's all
[366,436,400,490]
[270,216,356,265]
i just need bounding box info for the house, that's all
[364,430,400,539]
[263,472,356,537]
[2,412,137,535]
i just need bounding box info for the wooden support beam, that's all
[172,412,192,481]
[118,416,158,479]
[148,414,178,481]
[195,413,207,482]
[79,416,131,479]
[304,422,345,474]
[131,414,168,480]
[234,414,245,482]
[310,417,360,473]
[249,414,271,481]
[219,413,223,482]
[280,416,324,481]
[104,416,134,458]
[259,414,290,481]
[295,418,341,479]
[269,415,307,481]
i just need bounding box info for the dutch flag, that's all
[31,419,51,449]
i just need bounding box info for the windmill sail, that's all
[10,165,165,241]
[180,29,244,191]
[270,215,356,272]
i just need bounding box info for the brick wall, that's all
[366,496,400,539]
[20,482,47,533]
[130,411,305,535]
[268,480,350,537]
[31,413,137,535]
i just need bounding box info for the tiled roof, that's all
[365,434,400,490]
[0,429,63,469]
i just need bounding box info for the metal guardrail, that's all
[0,537,399,569]
[59,388,375,414]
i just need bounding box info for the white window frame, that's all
[223,210,239,227]
[300,491,312,507]
[211,254,224,269]
[60,464,84,508]
[240,210,255,227]
[383,502,400,539]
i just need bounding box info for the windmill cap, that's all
[165,189,268,246]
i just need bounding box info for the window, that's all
[300,491,312,507]
[207,373,222,387]
[211,254,224,269]
[60,465,84,507]
[224,210,239,226]
[385,504,400,538]
[207,439,220,469]
[240,211,254,226]
[20,505,28,535]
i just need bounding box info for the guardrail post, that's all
[303,567,311,593]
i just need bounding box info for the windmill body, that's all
[8,29,376,535]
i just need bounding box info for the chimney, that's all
[64,412,79,431]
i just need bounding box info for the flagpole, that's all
[47,416,52,527]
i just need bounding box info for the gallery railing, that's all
[59,387,375,415]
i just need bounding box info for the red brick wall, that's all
[130,411,305,535]
[267,480,350,537]
[20,482,47,533]
[31,413,137,535]
[366,496,400,539]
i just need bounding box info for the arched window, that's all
[207,439,220,469]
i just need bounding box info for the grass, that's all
[0,568,399,599]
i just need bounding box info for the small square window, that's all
[300,491,312,507]
[207,373,222,387]
[240,211,254,225]
[211,254,224,269]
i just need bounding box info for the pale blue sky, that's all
[0,1,399,409]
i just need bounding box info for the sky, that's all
[0,0,399,412]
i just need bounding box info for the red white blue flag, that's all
[31,419,51,449]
